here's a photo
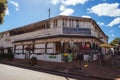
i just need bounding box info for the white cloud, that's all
[50,0,61,5]
[5,8,9,15]
[108,30,115,40]
[108,17,120,27]
[62,0,88,6]
[109,30,114,33]
[51,0,88,6]
[59,5,74,15]
[109,34,115,38]
[60,8,74,15]
[51,0,89,15]
[111,34,115,37]
[88,3,120,17]
[10,0,19,11]
[81,15,91,18]
[97,22,105,26]
[60,5,66,11]
[119,25,120,28]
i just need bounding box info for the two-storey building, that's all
[0,15,108,62]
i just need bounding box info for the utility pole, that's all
[48,8,51,28]
[48,8,50,20]
[45,8,51,54]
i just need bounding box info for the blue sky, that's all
[0,0,120,43]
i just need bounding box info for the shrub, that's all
[7,53,14,60]
[2,53,7,58]
[0,53,2,60]
[0,53,14,60]
[28,57,37,66]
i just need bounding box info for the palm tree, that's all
[0,0,7,24]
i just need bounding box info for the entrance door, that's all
[74,42,84,60]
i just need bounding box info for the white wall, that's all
[14,54,25,59]
[30,54,45,60]
[30,54,62,62]
[44,54,62,62]
[14,42,63,62]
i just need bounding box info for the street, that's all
[0,64,75,80]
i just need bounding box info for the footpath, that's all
[0,58,120,80]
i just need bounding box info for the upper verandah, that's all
[0,15,107,38]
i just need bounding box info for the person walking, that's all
[77,52,83,70]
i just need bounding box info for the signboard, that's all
[63,27,91,35]
[49,55,56,58]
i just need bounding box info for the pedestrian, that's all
[77,52,83,70]
[98,52,103,64]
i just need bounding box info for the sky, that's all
[0,0,120,43]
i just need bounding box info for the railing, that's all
[10,27,63,41]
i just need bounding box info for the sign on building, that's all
[63,27,91,35]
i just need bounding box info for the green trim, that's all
[49,55,56,58]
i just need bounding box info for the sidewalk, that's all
[0,58,120,80]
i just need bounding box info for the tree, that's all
[110,37,120,46]
[0,0,7,24]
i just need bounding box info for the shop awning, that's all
[100,44,114,49]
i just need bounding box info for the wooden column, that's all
[14,45,16,54]
[45,42,47,54]
[22,45,24,54]
[32,40,35,54]
[61,41,64,53]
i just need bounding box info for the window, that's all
[76,19,79,28]
[62,19,65,27]
[69,19,72,27]
[54,20,57,28]
[62,19,67,27]
[65,19,67,27]
[72,19,74,27]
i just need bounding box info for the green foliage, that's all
[0,53,3,60]
[110,37,120,46]
[7,53,14,60]
[0,53,14,60]
[0,0,7,24]
[0,0,7,3]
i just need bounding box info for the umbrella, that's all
[100,44,114,49]
[99,44,113,64]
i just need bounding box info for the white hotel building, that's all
[0,15,108,62]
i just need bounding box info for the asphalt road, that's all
[0,64,76,80]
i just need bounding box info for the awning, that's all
[100,44,114,49]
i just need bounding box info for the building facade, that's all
[0,16,108,62]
